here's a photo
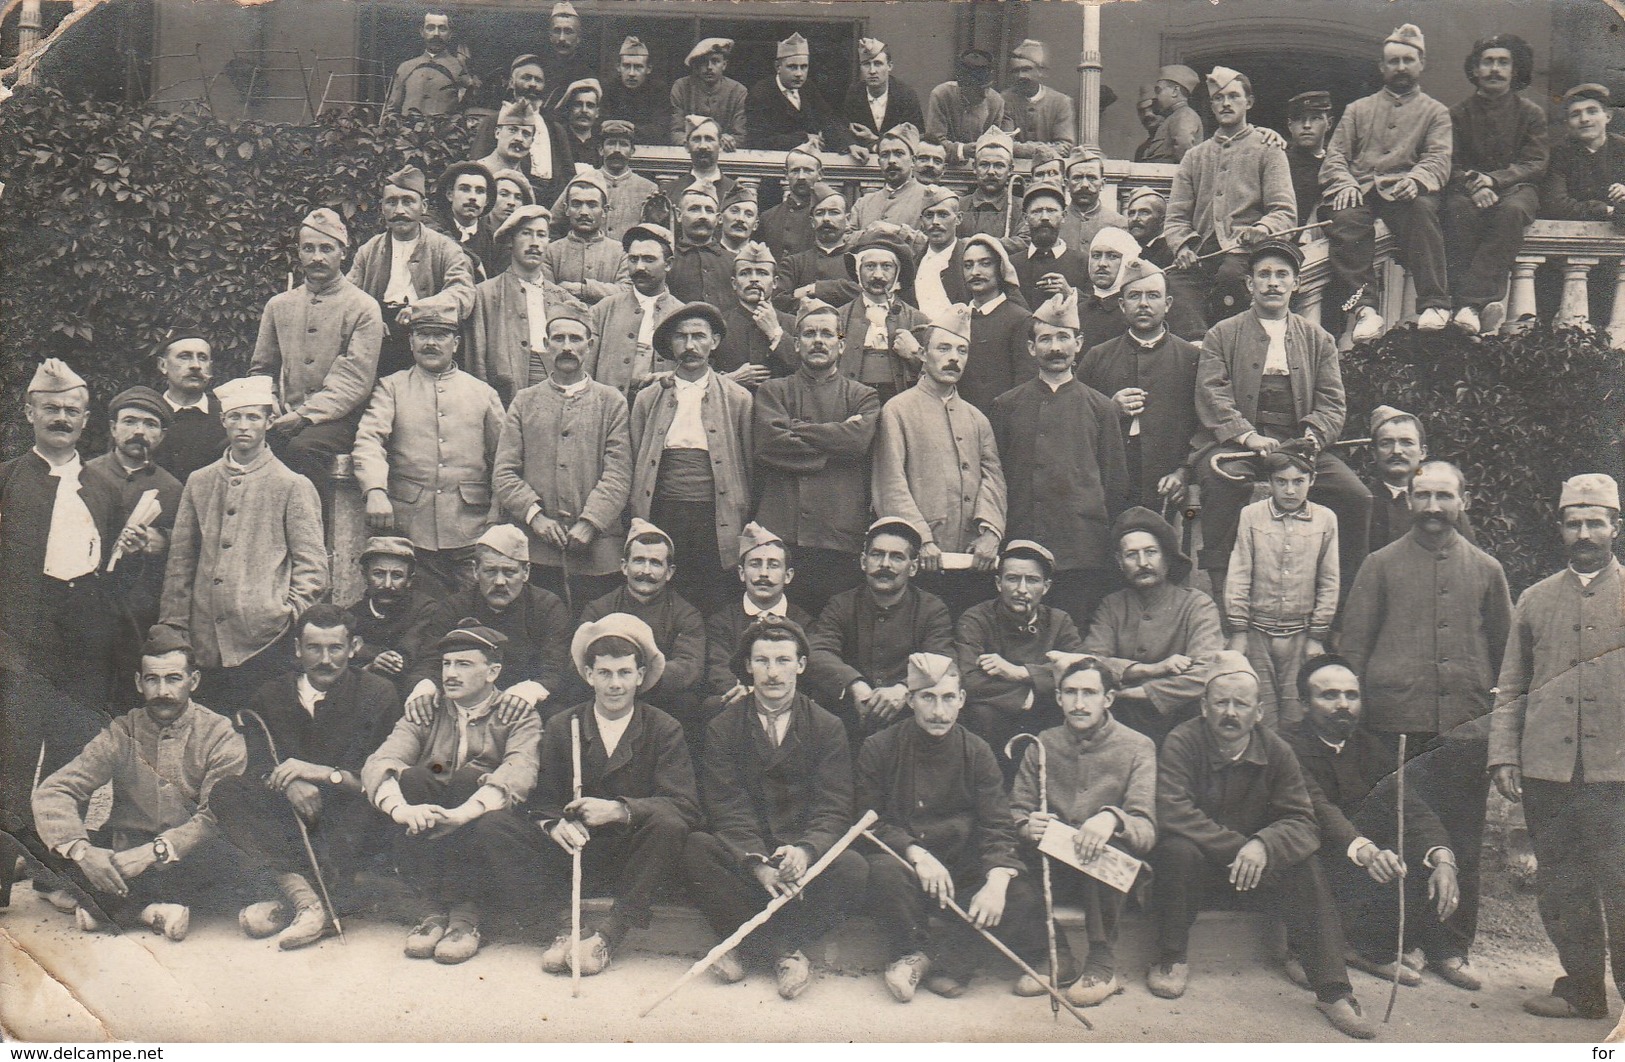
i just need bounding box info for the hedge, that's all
[2,87,1621,592]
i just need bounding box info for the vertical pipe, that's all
[1078,3,1102,149]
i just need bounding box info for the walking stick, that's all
[1182,220,1332,266]
[570,714,583,998]
[1384,733,1408,1023]
[1004,733,1059,1022]
[864,831,1094,1030]
[640,810,879,1017]
[558,511,576,615]
[234,709,345,943]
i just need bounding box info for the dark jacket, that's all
[704,599,814,700]
[403,584,571,694]
[352,589,438,682]
[1366,478,1478,553]
[529,699,701,829]
[1013,244,1091,312]
[577,586,707,707]
[1283,725,1449,865]
[1076,330,1202,507]
[807,585,955,701]
[1542,132,1625,221]
[954,601,1085,716]
[242,668,401,776]
[840,77,926,145]
[746,77,850,152]
[153,393,226,484]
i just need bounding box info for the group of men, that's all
[1,11,1623,1042]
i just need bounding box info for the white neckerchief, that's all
[742,595,789,618]
[39,451,101,581]
[529,113,554,180]
[916,244,954,320]
[516,275,548,355]
[862,295,891,348]
[595,706,633,759]
[384,235,421,304]
[664,371,713,450]
[1259,315,1289,375]
[296,674,324,718]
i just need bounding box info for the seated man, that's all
[1147,651,1375,1039]
[858,652,1058,1001]
[1285,655,1465,989]
[953,540,1086,772]
[807,517,955,743]
[1011,654,1158,1006]
[350,536,440,690]
[363,621,542,964]
[31,628,247,940]
[211,604,399,950]
[1541,83,1625,226]
[684,616,866,999]
[530,613,701,977]
[704,523,813,719]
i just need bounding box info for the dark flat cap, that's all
[109,385,170,426]
[1286,91,1332,117]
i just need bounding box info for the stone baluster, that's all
[1556,255,1600,329]
[1609,258,1625,350]
[1505,254,1543,333]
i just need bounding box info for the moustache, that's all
[939,360,962,372]
[47,421,74,433]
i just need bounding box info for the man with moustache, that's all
[1148,651,1376,1038]
[1123,189,1172,268]
[254,207,386,491]
[1132,84,1162,164]
[350,537,437,687]
[588,222,683,394]
[1076,259,1202,510]
[1056,150,1128,261]
[668,185,733,311]
[537,2,592,114]
[1077,227,1141,353]
[1284,92,1334,226]
[836,226,926,404]
[434,161,496,283]
[1364,405,1476,551]
[492,306,632,608]
[352,308,504,595]
[1140,66,1203,165]
[1001,40,1077,152]
[1443,34,1548,335]
[700,524,813,725]
[384,9,477,118]
[958,235,1034,416]
[542,171,631,307]
[842,38,925,162]
[774,183,860,311]
[957,127,1019,241]
[1081,508,1222,746]
[715,242,794,387]
[601,37,667,147]
[872,304,1007,615]
[573,121,659,244]
[851,124,930,230]
[685,614,863,999]
[559,78,604,171]
[670,39,747,150]
[747,33,848,153]
[915,137,950,184]
[1339,460,1512,990]
[1011,655,1158,1006]
[657,116,739,215]
[753,302,882,616]
[31,628,247,940]
[1014,182,1090,311]
[472,100,538,200]
[467,204,589,405]
[993,291,1129,629]
[758,144,824,260]
[953,541,1087,770]
[807,518,955,742]
[717,183,761,262]
[1321,25,1454,341]
[912,185,968,320]
[151,331,226,483]
[628,302,754,613]
[472,57,573,207]
[1491,474,1625,1022]
[925,50,1011,164]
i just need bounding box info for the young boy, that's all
[1223,450,1339,730]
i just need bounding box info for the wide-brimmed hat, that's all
[571,612,666,691]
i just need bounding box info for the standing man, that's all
[1491,474,1625,1022]
[758,144,824,261]
[1339,459,1512,990]
[851,124,930,230]
[842,38,925,158]
[747,33,848,152]
[351,308,504,595]
[543,171,631,306]
[912,185,968,320]
[753,301,882,616]
[1057,149,1128,252]
[667,185,733,311]
[492,307,633,607]
[958,234,1035,415]
[159,376,327,713]
[1321,24,1454,341]
[1001,40,1077,152]
[956,128,1018,241]
[993,290,1130,629]
[384,9,477,119]
[836,226,926,403]
[1541,84,1625,225]
[774,184,860,311]
[435,160,496,282]
[601,37,668,147]
[151,332,226,484]
[1014,182,1091,311]
[925,50,1010,164]
[670,39,746,150]
[252,208,385,491]
[538,1,592,114]
[1443,34,1548,335]
[1139,65,1203,164]
[588,222,683,394]
[1284,91,1334,226]
[1364,405,1476,551]
[714,241,794,385]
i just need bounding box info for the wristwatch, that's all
[152,836,172,863]
[329,769,345,786]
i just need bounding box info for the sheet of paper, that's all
[1038,818,1144,894]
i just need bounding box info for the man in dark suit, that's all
[1013,181,1090,310]
[842,37,925,164]
[151,332,226,483]
[746,33,849,152]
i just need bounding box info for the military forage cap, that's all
[1011,39,1047,67]
[1001,538,1056,575]
[1032,288,1081,330]
[550,1,578,19]
[1287,91,1333,118]
[737,520,784,563]
[1206,66,1245,95]
[600,119,636,140]
[1064,146,1106,175]
[880,122,921,154]
[906,652,959,693]
[409,307,459,333]
[361,535,416,563]
[973,125,1015,159]
[475,523,530,562]
[734,241,776,269]
[857,37,887,62]
[1022,179,1067,211]
[809,181,845,210]
[686,38,734,66]
[1367,404,1415,438]
[1204,649,1260,689]
[627,516,677,556]
[684,113,721,138]
[1124,186,1166,212]
[1559,473,1621,511]
[433,618,510,659]
[1385,23,1426,57]
[918,302,975,344]
[620,36,650,58]
[1117,257,1166,294]
[566,169,610,202]
[794,297,840,330]
[920,184,961,210]
[722,180,759,209]
[383,165,428,197]
[777,33,811,60]
[300,207,349,247]
[109,385,171,426]
[215,374,279,414]
[497,98,539,127]
[1157,65,1200,93]
[28,357,88,394]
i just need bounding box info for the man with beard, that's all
[1285,92,1333,226]
[1165,67,1296,332]
[1014,182,1090,311]
[384,9,478,118]
[1140,65,1203,165]
[1443,34,1548,335]
[670,39,747,150]
[434,161,496,283]
[953,541,1087,772]
[842,38,925,163]
[350,537,437,688]
[1123,189,1172,267]
[758,144,823,260]
[807,518,955,742]
[715,241,793,386]
[774,184,859,311]
[1322,25,1453,341]
[31,628,246,940]
[1056,150,1127,253]
[588,222,683,393]
[1081,507,1222,746]
[151,331,225,484]
[912,185,968,320]
[957,127,1019,241]
[835,226,926,404]
[958,234,1035,415]
[468,204,589,405]
[575,523,709,743]
[493,306,633,608]
[753,302,882,617]
[542,171,630,306]
[993,290,1129,629]
[472,58,573,207]
[352,309,504,595]
[559,78,604,171]
[1339,460,1512,991]
[658,116,739,207]
[1491,474,1625,1022]
[852,124,929,230]
[628,303,754,615]
[701,524,813,719]
[685,614,863,999]
[1365,405,1476,551]
[1284,655,1463,990]
[668,185,733,311]
[601,37,668,147]
[1001,39,1077,152]
[255,207,386,490]
[872,304,1006,615]
[1148,651,1376,1038]
[747,33,848,153]
[717,182,761,259]
[1077,226,1141,352]
[1076,259,1202,510]
[210,605,398,951]
[925,50,1011,164]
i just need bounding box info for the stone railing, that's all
[1511,220,1625,348]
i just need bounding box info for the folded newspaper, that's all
[1038,818,1144,894]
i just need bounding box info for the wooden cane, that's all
[1184,220,1332,265]
[570,715,583,998]
[640,810,880,1017]
[1384,733,1408,1023]
[1005,733,1060,1021]
[864,830,1094,1030]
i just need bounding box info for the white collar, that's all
[1384,481,1409,499]
[164,392,207,412]
[1570,565,1603,586]
[673,370,713,392]
[742,595,789,617]
[32,448,82,473]
[296,674,325,716]
[976,293,1007,315]
[551,375,590,396]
